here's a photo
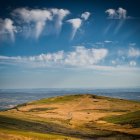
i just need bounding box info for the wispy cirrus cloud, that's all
[105,7,132,34]
[67,18,82,40]
[50,8,70,34]
[81,12,91,21]
[105,7,128,19]
[0,18,17,41]
[0,8,91,41]
[12,8,52,39]
[67,11,90,40]
[105,9,117,19]
[12,8,70,39]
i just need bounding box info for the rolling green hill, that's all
[0,94,140,140]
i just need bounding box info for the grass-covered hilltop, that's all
[0,94,140,140]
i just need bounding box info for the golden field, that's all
[0,94,140,140]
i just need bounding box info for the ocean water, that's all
[0,88,140,110]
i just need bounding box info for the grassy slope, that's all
[0,94,140,140]
[0,128,79,140]
[102,110,140,127]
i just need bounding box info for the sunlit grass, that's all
[102,110,140,128]
[0,94,140,139]
[0,128,79,140]
[31,94,83,104]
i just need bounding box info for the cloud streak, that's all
[67,11,90,40]
[51,8,70,34]
[12,8,70,38]
[81,12,91,20]
[105,7,132,34]
[105,7,128,19]
[67,18,82,40]
[0,18,17,41]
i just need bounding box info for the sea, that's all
[0,88,140,110]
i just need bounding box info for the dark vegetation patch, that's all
[80,122,140,140]
[15,103,28,108]
[93,100,99,102]
[28,107,57,112]
[11,103,28,111]
[0,115,138,139]
[102,110,140,128]
[94,109,129,112]
[0,115,85,138]
[0,115,115,139]
[77,108,129,113]
[90,94,102,99]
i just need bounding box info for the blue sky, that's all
[0,0,140,89]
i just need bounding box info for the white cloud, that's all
[111,60,116,65]
[104,40,112,43]
[12,8,70,38]
[129,61,136,67]
[128,47,140,57]
[129,43,136,46]
[67,18,82,40]
[117,8,127,19]
[105,7,132,34]
[12,8,51,38]
[105,9,117,19]
[50,8,70,34]
[35,51,64,63]
[65,46,108,66]
[0,46,108,68]
[81,12,91,20]
[105,7,128,19]
[1,46,140,72]
[0,18,16,41]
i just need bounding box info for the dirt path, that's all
[66,96,89,122]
